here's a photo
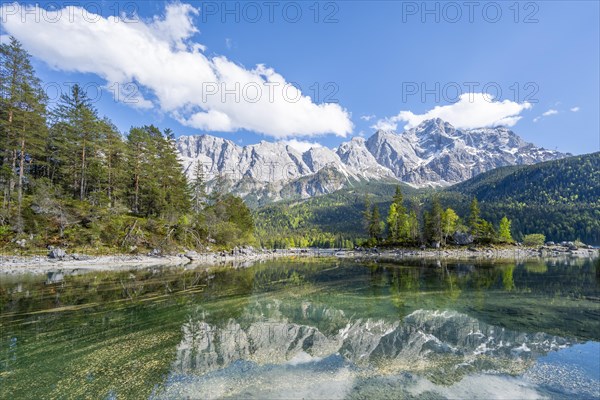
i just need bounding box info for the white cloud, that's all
[371,119,399,131]
[534,108,559,123]
[0,3,352,139]
[225,38,233,49]
[282,139,323,153]
[570,106,580,112]
[360,114,375,121]
[372,93,532,131]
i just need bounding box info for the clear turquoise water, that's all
[1,257,599,399]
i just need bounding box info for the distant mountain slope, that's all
[177,119,567,203]
[443,152,600,244]
[253,181,419,247]
[253,153,600,246]
[442,152,600,245]
[448,152,600,205]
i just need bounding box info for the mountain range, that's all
[176,118,567,202]
[253,152,600,245]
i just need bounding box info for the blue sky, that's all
[1,1,598,154]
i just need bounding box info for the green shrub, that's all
[0,225,12,244]
[523,233,546,246]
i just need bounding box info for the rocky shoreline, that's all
[0,247,285,276]
[0,244,597,276]
[340,244,599,261]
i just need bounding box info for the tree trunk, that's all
[107,152,112,207]
[80,142,86,201]
[16,136,25,233]
[2,151,10,211]
[7,109,15,197]
[134,173,139,214]
[7,149,17,213]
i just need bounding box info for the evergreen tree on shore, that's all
[52,83,101,201]
[369,204,383,241]
[425,196,443,243]
[387,186,409,242]
[0,37,48,231]
[0,38,253,251]
[191,162,207,213]
[469,197,482,237]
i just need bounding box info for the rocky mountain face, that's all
[365,119,565,185]
[172,305,572,380]
[176,118,567,202]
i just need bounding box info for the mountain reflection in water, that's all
[0,258,598,399]
[157,302,591,399]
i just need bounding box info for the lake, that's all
[1,257,599,399]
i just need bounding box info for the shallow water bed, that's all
[1,258,599,399]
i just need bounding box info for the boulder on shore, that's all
[184,251,200,261]
[452,232,474,246]
[48,248,66,259]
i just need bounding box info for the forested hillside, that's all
[253,181,419,248]
[255,153,600,247]
[450,152,600,204]
[443,152,600,244]
[0,38,254,253]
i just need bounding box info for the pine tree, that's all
[480,220,496,241]
[209,172,228,205]
[157,127,190,219]
[0,37,48,231]
[369,204,383,240]
[362,193,372,235]
[126,125,189,217]
[425,196,443,243]
[191,161,207,212]
[469,197,482,237]
[126,127,149,214]
[98,118,126,207]
[387,202,399,240]
[52,83,100,200]
[392,185,403,206]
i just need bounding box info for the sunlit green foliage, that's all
[255,153,600,247]
[523,233,546,246]
[498,216,513,243]
[0,38,254,252]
